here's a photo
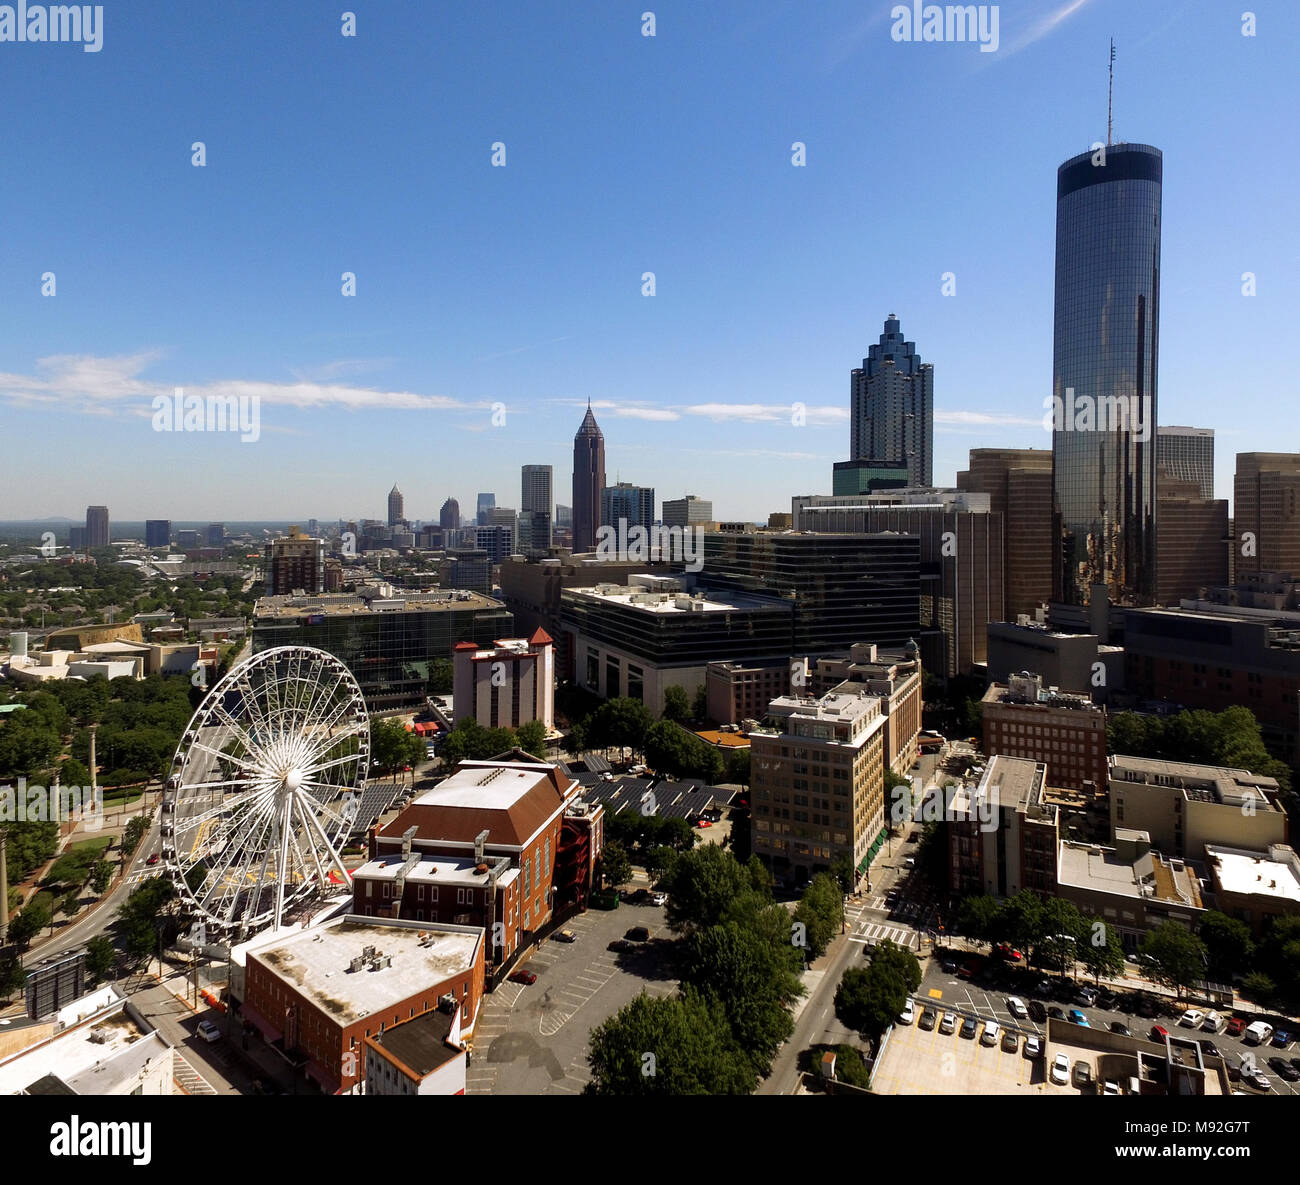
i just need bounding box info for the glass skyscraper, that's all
[1052,143,1162,608]
[850,314,933,488]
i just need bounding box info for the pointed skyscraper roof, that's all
[576,403,602,440]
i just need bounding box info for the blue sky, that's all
[2,0,1295,523]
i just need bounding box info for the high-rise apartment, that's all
[1157,427,1214,501]
[85,506,110,549]
[1052,143,1162,609]
[849,314,933,488]
[662,495,712,527]
[476,492,496,526]
[600,482,654,533]
[572,403,605,553]
[1156,471,1228,604]
[1234,453,1300,577]
[265,526,325,595]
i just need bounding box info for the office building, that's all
[1204,843,1300,937]
[832,459,911,497]
[206,522,225,547]
[1052,143,1162,609]
[810,641,923,776]
[251,587,514,712]
[948,757,1058,898]
[1108,755,1286,860]
[981,672,1108,793]
[264,526,325,595]
[471,524,514,566]
[600,482,655,534]
[1157,427,1214,501]
[700,531,921,657]
[145,519,170,548]
[476,492,496,526]
[790,490,1002,677]
[1156,472,1228,605]
[706,658,799,727]
[439,498,460,532]
[446,548,491,596]
[750,685,889,886]
[1234,453,1300,578]
[84,506,109,550]
[452,629,555,732]
[957,448,1054,621]
[986,618,1123,700]
[849,313,933,488]
[662,495,712,527]
[68,526,86,550]
[560,575,794,714]
[572,403,605,553]
[521,465,553,553]
[555,504,572,528]
[388,484,404,527]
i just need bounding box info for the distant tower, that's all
[85,506,110,549]
[439,497,460,532]
[572,402,606,553]
[521,465,554,553]
[388,483,404,527]
[849,315,933,487]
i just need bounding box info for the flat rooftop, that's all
[250,916,481,1026]
[564,584,783,615]
[1110,756,1280,806]
[354,853,519,889]
[252,591,504,619]
[1206,844,1300,903]
[367,1007,460,1079]
[1058,843,1205,907]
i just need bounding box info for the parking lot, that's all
[913,951,1300,1095]
[466,893,678,1095]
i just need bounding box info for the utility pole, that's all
[0,830,8,945]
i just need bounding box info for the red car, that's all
[1149,1024,1170,1042]
[508,969,537,985]
[1226,1017,1247,1037]
[696,819,712,828]
[994,943,1023,962]
[146,853,160,866]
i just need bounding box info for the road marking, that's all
[172,1052,218,1096]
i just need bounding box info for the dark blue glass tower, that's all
[1052,143,1161,608]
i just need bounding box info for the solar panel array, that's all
[347,780,406,838]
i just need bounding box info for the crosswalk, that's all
[172,1052,218,1096]
[852,920,921,950]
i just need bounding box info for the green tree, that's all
[829,852,857,896]
[0,948,25,1000]
[600,840,633,890]
[1078,915,1126,984]
[661,685,690,723]
[59,890,81,920]
[117,877,175,961]
[829,1044,872,1089]
[1035,897,1086,971]
[793,873,843,960]
[692,684,710,723]
[1197,911,1255,980]
[1140,921,1207,1000]
[427,658,454,695]
[957,895,1000,945]
[834,940,922,1039]
[723,749,750,787]
[662,844,751,933]
[644,845,678,884]
[85,934,116,983]
[7,898,52,948]
[515,719,547,759]
[993,890,1046,957]
[585,989,755,1095]
[120,814,150,859]
[1241,971,1276,1008]
[587,697,653,757]
[1255,915,1300,1009]
[91,860,113,895]
[370,718,424,776]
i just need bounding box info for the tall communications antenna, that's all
[1107,38,1116,146]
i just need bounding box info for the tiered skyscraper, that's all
[387,483,404,527]
[849,314,933,488]
[1052,143,1162,609]
[572,402,605,553]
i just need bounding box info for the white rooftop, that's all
[1207,845,1300,904]
[412,762,553,811]
[355,853,520,888]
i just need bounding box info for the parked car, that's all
[1068,1009,1090,1027]
[939,1012,957,1035]
[607,939,634,953]
[898,999,916,1026]
[1226,1016,1247,1037]
[554,929,577,943]
[508,969,538,985]
[1243,1021,1275,1045]
[1268,1057,1300,1082]
[1178,1008,1205,1028]
[993,943,1023,962]
[650,892,667,906]
[1073,1060,1093,1089]
[1001,1029,1019,1052]
[958,958,980,979]
[1024,1035,1043,1059]
[1034,977,1054,997]
[1271,1029,1293,1049]
[981,1020,1001,1046]
[1028,1000,1047,1023]
[1110,1022,1132,1037]
[624,926,651,942]
[1149,1024,1170,1042]
[1096,989,1118,1010]
[1102,1080,1122,1095]
[1245,1071,1273,1092]
[146,853,160,866]
[1054,978,1079,1001]
[960,1016,978,1039]
[1077,986,1098,1007]
[941,958,958,974]
[1006,996,1028,1019]
[1201,1011,1223,1032]
[1050,1053,1070,1085]
[1134,995,1158,1018]
[919,1008,937,1031]
[1198,1040,1221,1058]
[196,1019,221,1043]
[1048,1006,1065,1020]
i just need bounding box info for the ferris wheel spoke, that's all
[297,789,353,884]
[296,726,363,778]
[205,700,274,768]
[231,668,277,742]
[303,749,369,780]
[190,740,267,778]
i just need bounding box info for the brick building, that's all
[981,672,1108,793]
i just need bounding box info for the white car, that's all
[1102,1080,1121,1095]
[1244,1021,1274,1045]
[1050,1053,1070,1085]
[1024,1035,1043,1059]
[1179,1008,1205,1028]
[196,1019,221,1044]
[650,892,667,906]
[898,999,915,1026]
[1006,996,1028,1019]
[1201,1011,1223,1032]
[981,1020,1001,1046]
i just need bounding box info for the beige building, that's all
[948,756,1058,899]
[1204,842,1300,937]
[811,642,922,776]
[706,657,796,726]
[1108,756,1286,859]
[452,629,555,732]
[750,687,888,886]
[981,672,1108,793]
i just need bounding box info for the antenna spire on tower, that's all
[1107,38,1116,147]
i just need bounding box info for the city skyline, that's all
[1,2,1293,522]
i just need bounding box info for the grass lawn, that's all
[68,835,113,857]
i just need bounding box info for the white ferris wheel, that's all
[162,645,369,938]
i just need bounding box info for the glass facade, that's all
[850,315,934,488]
[1052,143,1162,608]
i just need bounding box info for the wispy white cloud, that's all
[473,336,574,364]
[935,408,1044,428]
[991,0,1091,61]
[684,402,846,426]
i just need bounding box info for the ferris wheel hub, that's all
[283,767,304,791]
